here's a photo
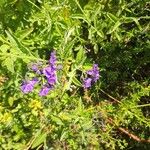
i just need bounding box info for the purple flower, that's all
[83,64,100,89]
[31,64,38,72]
[43,51,57,85]
[43,67,57,85]
[21,78,38,93]
[30,63,42,74]
[87,64,99,82]
[39,85,52,96]
[49,51,56,69]
[43,66,54,78]
[83,78,92,88]
[47,75,57,85]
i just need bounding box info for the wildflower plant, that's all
[0,0,150,150]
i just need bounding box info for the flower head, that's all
[43,51,57,85]
[49,51,56,69]
[83,78,92,88]
[39,85,52,96]
[21,78,38,93]
[43,66,57,85]
[30,63,42,74]
[43,66,54,78]
[87,64,99,82]
[83,64,100,89]
[47,75,57,85]
[31,64,38,72]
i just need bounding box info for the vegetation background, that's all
[0,0,150,149]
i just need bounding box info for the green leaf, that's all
[51,115,64,125]
[31,133,47,149]
[60,131,68,141]
[5,30,32,55]
[71,14,86,20]
[83,63,93,70]
[131,17,142,31]
[72,77,82,86]
[0,36,9,44]
[107,13,118,23]
[123,17,142,30]
[8,97,14,106]
[16,28,34,41]
[76,47,85,63]
[114,32,121,41]
[107,21,121,34]
[1,56,16,73]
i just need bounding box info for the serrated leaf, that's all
[31,133,47,149]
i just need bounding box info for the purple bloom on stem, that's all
[39,85,52,96]
[21,78,38,93]
[30,63,42,74]
[43,51,57,85]
[43,67,57,85]
[87,64,99,82]
[49,51,56,69]
[47,75,57,85]
[83,64,100,89]
[83,78,92,88]
[43,67,54,78]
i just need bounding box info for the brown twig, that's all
[100,89,121,103]
[107,118,150,143]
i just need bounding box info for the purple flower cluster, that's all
[21,51,57,96]
[21,51,99,96]
[39,51,57,96]
[83,64,100,89]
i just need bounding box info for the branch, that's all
[100,89,121,103]
[107,118,150,143]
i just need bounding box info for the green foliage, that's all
[0,0,150,149]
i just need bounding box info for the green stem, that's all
[132,103,150,108]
